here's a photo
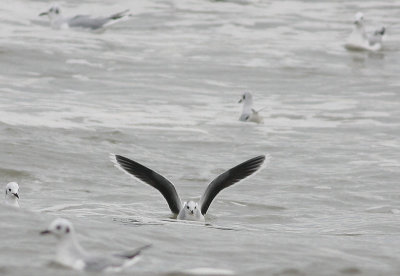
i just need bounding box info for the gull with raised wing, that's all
[238,92,264,124]
[39,4,131,30]
[40,218,150,272]
[344,12,385,51]
[111,154,266,221]
[5,182,19,207]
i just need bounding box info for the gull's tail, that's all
[104,9,132,27]
[252,106,267,114]
[375,26,385,36]
[109,9,131,20]
[114,244,152,260]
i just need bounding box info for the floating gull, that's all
[111,154,266,221]
[39,4,131,30]
[5,182,19,207]
[238,92,264,124]
[40,218,150,272]
[344,12,385,51]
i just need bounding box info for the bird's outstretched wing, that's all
[111,154,182,214]
[199,155,266,215]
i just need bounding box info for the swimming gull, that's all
[40,218,150,272]
[111,154,267,221]
[39,4,131,30]
[238,92,264,124]
[5,182,19,207]
[344,12,385,51]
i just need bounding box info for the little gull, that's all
[238,92,264,124]
[5,182,19,207]
[344,12,385,51]
[40,218,150,272]
[39,4,131,30]
[111,154,266,221]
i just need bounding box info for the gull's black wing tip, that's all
[200,154,269,215]
[110,154,182,214]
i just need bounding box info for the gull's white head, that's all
[354,12,364,26]
[5,182,19,207]
[41,218,75,239]
[39,4,62,20]
[182,201,202,218]
[238,92,253,105]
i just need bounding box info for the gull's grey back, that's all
[83,244,149,271]
[67,15,110,30]
[83,255,125,271]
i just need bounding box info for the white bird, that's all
[39,4,131,30]
[111,154,266,221]
[344,12,385,51]
[238,92,264,124]
[5,182,19,207]
[40,218,150,272]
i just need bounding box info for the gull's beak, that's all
[238,99,243,103]
[13,193,19,199]
[190,210,194,215]
[40,230,51,235]
[39,11,48,16]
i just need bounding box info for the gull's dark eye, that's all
[56,225,61,230]
[8,189,11,192]
[55,9,59,14]
[194,206,197,209]
[187,206,189,209]
[66,227,70,233]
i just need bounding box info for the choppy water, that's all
[1,0,400,275]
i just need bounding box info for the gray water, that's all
[1,0,400,275]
